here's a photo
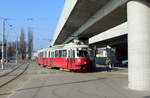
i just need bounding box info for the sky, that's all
[0,0,65,50]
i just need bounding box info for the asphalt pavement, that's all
[5,63,150,98]
[0,64,19,75]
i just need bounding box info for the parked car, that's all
[8,57,16,63]
[121,60,128,67]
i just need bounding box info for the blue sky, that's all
[0,0,65,50]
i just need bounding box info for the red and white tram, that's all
[36,42,92,71]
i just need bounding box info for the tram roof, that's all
[48,43,89,50]
[63,43,88,49]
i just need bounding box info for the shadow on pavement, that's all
[95,66,120,72]
[94,64,127,73]
[143,96,150,98]
[0,92,11,96]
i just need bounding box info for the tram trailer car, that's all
[37,43,92,72]
[37,48,48,67]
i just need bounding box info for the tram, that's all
[36,42,92,71]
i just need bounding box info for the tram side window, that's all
[51,52,53,58]
[51,52,54,58]
[45,52,47,57]
[77,50,89,57]
[62,50,67,57]
[38,53,40,57]
[48,51,51,57]
[40,52,43,57]
[42,52,44,57]
[55,50,59,58]
[39,52,41,57]
[68,50,71,58]
[43,52,45,57]
[39,53,40,57]
[59,50,63,58]
[69,50,75,58]
[73,50,75,57]
[40,52,42,57]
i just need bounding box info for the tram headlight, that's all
[84,62,87,64]
[77,59,81,62]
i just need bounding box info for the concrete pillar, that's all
[127,0,150,90]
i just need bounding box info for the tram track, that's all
[0,64,22,78]
[0,63,29,88]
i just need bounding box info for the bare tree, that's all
[7,42,16,58]
[19,28,26,60]
[27,27,33,60]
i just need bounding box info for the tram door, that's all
[47,51,51,67]
[50,51,55,67]
[67,50,72,69]
[62,50,68,68]
[44,51,47,66]
[46,51,48,66]
[67,49,75,69]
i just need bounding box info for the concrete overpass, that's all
[52,0,150,90]
[52,0,127,45]
[89,22,128,47]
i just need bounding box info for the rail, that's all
[0,64,22,77]
[0,63,29,88]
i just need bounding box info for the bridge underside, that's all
[54,0,127,45]
[90,34,127,48]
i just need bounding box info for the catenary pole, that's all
[1,19,6,69]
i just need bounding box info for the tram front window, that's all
[77,50,89,57]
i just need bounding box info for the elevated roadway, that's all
[52,0,128,45]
